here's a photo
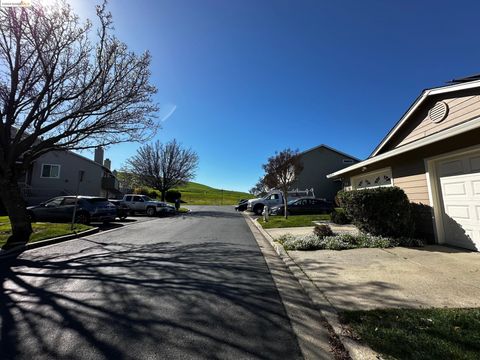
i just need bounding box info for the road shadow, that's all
[0,240,301,360]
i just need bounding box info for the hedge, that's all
[337,187,414,238]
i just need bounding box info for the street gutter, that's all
[244,213,381,360]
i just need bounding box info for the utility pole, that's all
[71,170,85,230]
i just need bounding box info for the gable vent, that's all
[429,101,449,123]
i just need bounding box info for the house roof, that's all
[299,144,360,162]
[60,150,112,174]
[327,76,480,179]
[370,78,480,158]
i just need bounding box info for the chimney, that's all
[94,146,104,165]
[104,158,111,170]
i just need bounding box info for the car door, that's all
[296,199,309,214]
[58,197,77,221]
[132,196,145,211]
[37,197,64,221]
[288,199,301,215]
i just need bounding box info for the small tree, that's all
[127,139,198,201]
[262,149,303,219]
[0,2,159,249]
[249,177,269,197]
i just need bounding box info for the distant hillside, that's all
[174,182,254,205]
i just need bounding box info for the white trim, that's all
[350,167,393,190]
[425,144,480,246]
[370,79,480,157]
[327,116,480,179]
[40,163,61,179]
[424,159,439,244]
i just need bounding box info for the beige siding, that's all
[392,159,430,205]
[397,94,480,147]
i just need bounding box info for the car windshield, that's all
[142,196,153,201]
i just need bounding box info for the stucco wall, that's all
[293,147,358,201]
[28,151,104,202]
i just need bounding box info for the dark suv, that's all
[27,196,117,224]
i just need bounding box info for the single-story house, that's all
[19,147,120,205]
[327,75,480,251]
[292,144,359,201]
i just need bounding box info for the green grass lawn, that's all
[173,182,254,205]
[341,308,480,360]
[0,216,92,248]
[258,214,331,229]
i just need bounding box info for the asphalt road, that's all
[0,206,303,360]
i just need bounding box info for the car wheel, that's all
[76,212,90,225]
[254,204,264,215]
[146,207,156,217]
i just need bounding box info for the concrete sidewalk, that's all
[288,245,480,311]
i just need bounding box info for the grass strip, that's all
[258,214,331,229]
[341,308,480,360]
[0,216,92,248]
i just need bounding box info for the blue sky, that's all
[73,0,480,192]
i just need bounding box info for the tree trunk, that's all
[0,176,32,250]
[283,189,288,219]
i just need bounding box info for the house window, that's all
[41,164,61,178]
[351,168,392,190]
[343,159,354,164]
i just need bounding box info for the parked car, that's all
[247,189,315,215]
[156,202,177,217]
[121,194,176,216]
[27,196,117,224]
[269,197,333,216]
[108,200,129,220]
[235,199,249,211]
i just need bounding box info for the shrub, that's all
[165,190,182,203]
[313,224,334,238]
[279,234,326,251]
[337,187,414,238]
[276,233,413,251]
[331,209,351,225]
[391,237,424,247]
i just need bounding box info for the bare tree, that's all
[127,139,199,201]
[249,177,268,197]
[262,149,303,219]
[0,1,159,249]
[115,167,140,193]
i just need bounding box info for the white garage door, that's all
[437,151,480,251]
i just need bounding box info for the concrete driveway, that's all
[288,245,480,311]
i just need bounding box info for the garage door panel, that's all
[473,181,480,196]
[469,156,480,172]
[445,205,470,220]
[437,150,480,251]
[441,181,467,197]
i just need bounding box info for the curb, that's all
[246,214,380,360]
[0,227,100,259]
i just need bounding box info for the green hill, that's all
[174,182,254,205]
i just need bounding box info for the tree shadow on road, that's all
[0,240,302,360]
